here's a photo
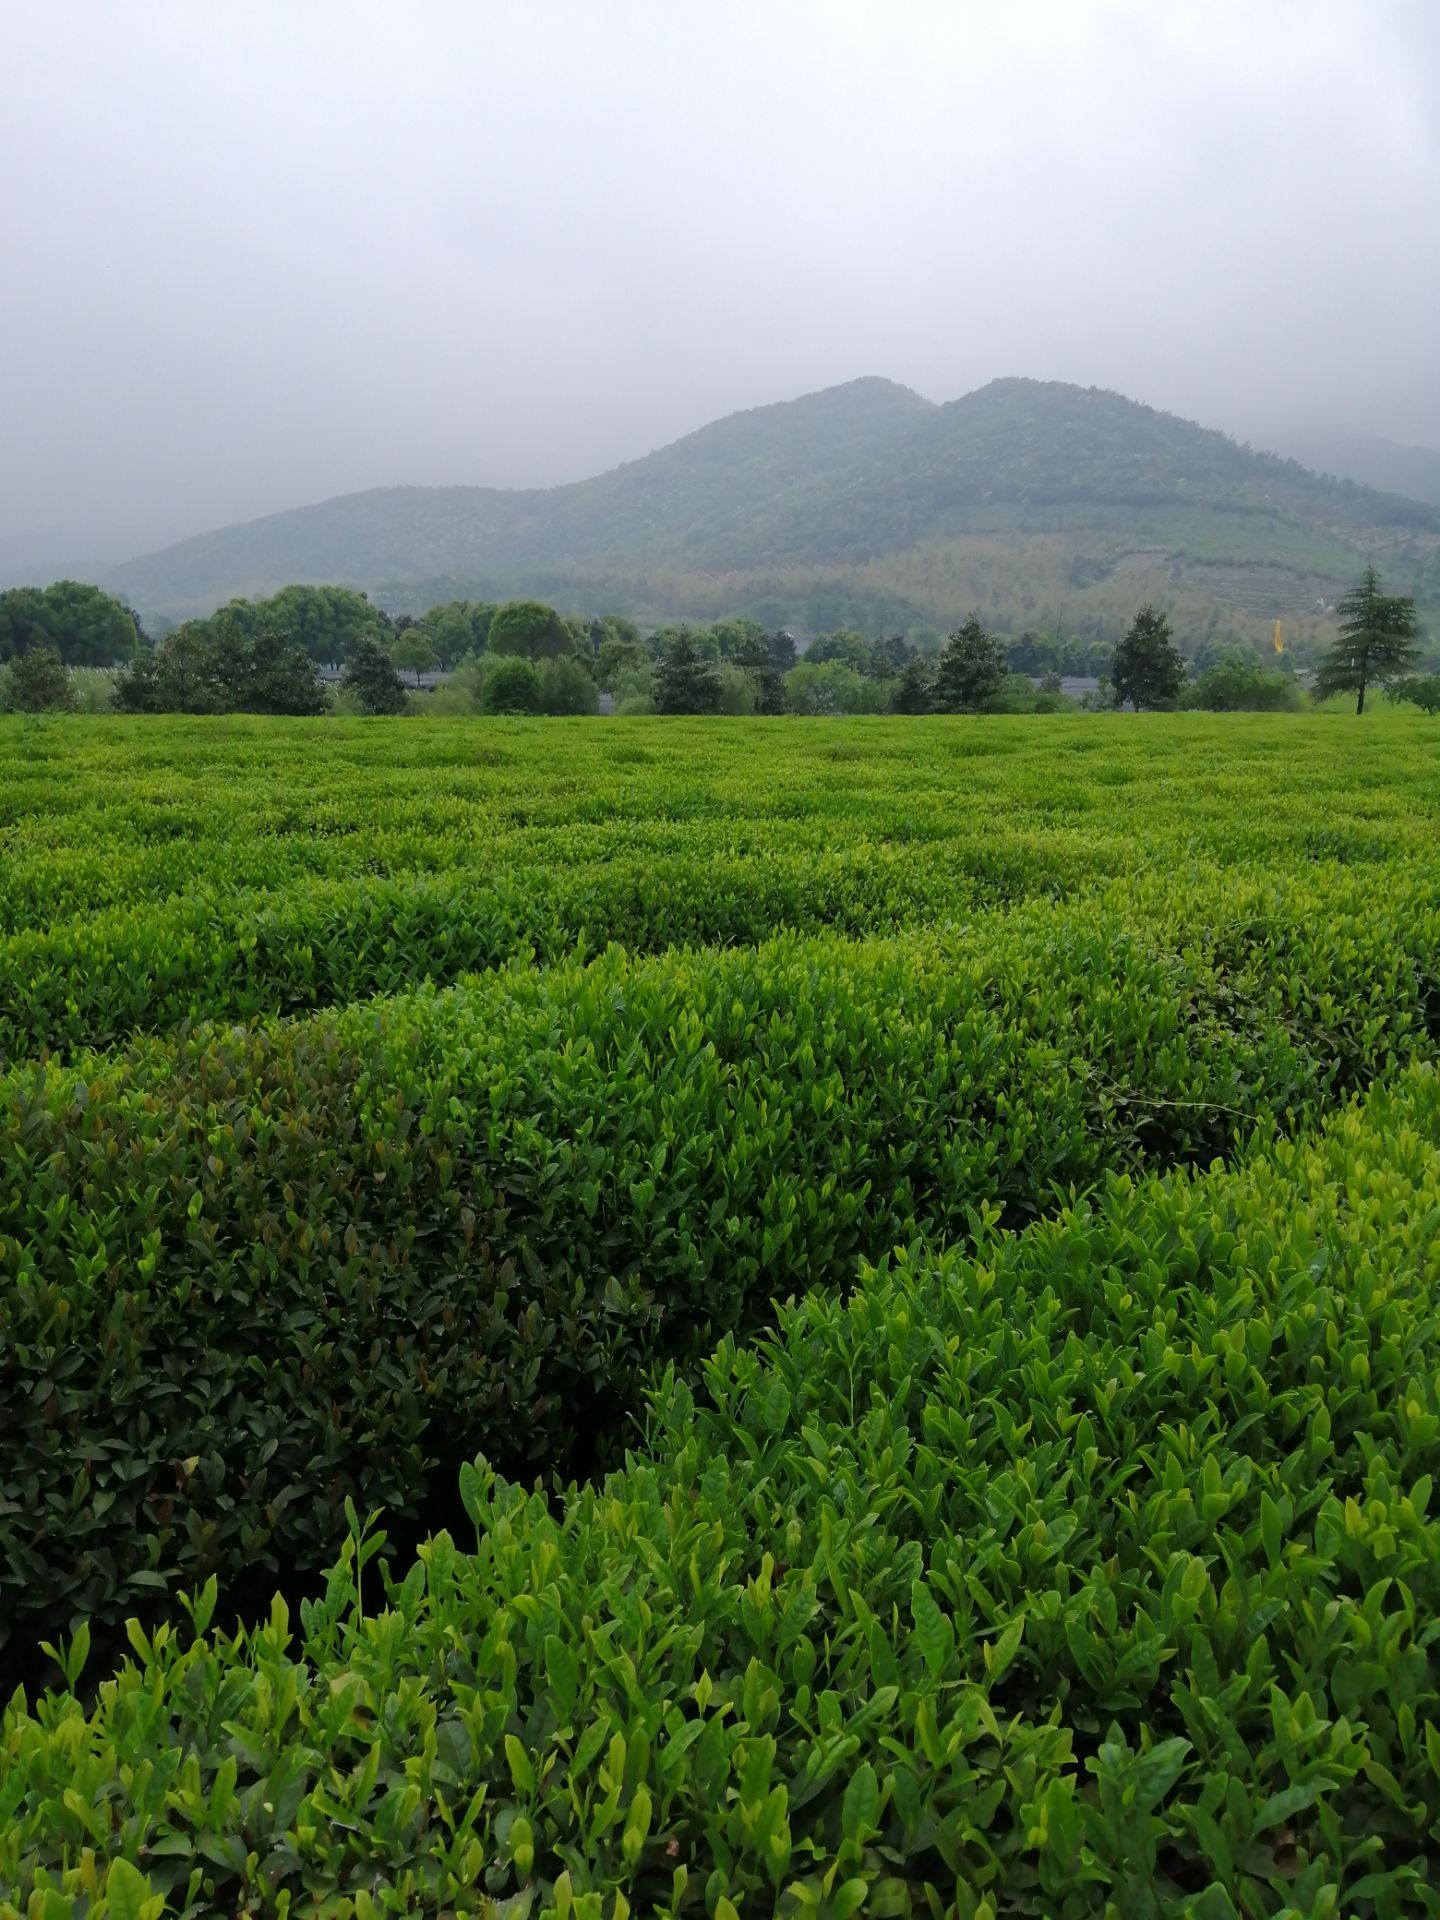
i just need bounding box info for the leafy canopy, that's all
[934,614,1008,712]
[3,641,77,711]
[1111,605,1187,710]
[653,629,724,714]
[0,580,138,667]
[488,599,573,660]
[481,654,544,713]
[389,627,439,684]
[342,634,409,714]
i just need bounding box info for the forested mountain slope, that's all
[107,377,1440,645]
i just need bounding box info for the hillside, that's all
[106,378,1440,646]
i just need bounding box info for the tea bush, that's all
[3,864,1438,1664]
[0,838,1093,1062]
[4,1065,1438,1916]
[5,712,1440,1912]
[0,713,1434,938]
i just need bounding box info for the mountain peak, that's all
[104,375,1440,639]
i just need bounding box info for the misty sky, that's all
[3,0,1438,545]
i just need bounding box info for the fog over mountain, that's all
[3,0,1438,560]
[1257,429,1440,510]
[104,377,1440,656]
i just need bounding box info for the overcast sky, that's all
[3,0,1437,544]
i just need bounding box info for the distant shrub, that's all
[1183,649,1302,712]
[784,660,887,714]
[3,641,77,712]
[482,654,544,713]
[540,655,600,715]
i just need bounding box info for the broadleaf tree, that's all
[933,616,1008,713]
[1110,606,1186,710]
[488,600,573,660]
[390,627,440,687]
[342,635,409,714]
[3,641,77,711]
[653,630,724,714]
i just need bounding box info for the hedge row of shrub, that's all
[5,1064,1438,1916]
[0,837,1102,1061]
[2,712,1433,934]
[4,866,1437,1664]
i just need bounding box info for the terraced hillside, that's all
[3,711,1440,1915]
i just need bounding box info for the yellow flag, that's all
[1273,620,1284,655]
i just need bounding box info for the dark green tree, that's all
[650,622,719,662]
[209,598,260,644]
[390,627,440,687]
[1110,606,1186,710]
[113,646,162,713]
[893,655,934,714]
[588,612,641,658]
[488,599,573,660]
[114,622,227,713]
[806,629,876,676]
[732,630,786,713]
[421,601,494,667]
[159,622,228,712]
[1186,649,1298,712]
[0,587,46,662]
[768,629,798,673]
[1007,630,1063,676]
[219,612,327,715]
[934,616,1008,712]
[1313,565,1420,714]
[481,656,544,714]
[594,635,650,690]
[342,635,409,714]
[5,642,77,711]
[708,617,769,662]
[260,585,383,667]
[540,655,600,715]
[653,630,724,714]
[0,580,137,666]
[784,661,882,714]
[1389,673,1440,715]
[877,632,916,675]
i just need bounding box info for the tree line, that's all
[0,569,1431,718]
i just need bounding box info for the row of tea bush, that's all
[5,1064,1438,1914]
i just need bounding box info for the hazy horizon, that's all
[4,0,1438,551]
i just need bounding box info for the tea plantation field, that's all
[3,712,1440,1917]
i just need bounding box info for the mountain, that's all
[106,378,1440,647]
[1258,426,1440,510]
